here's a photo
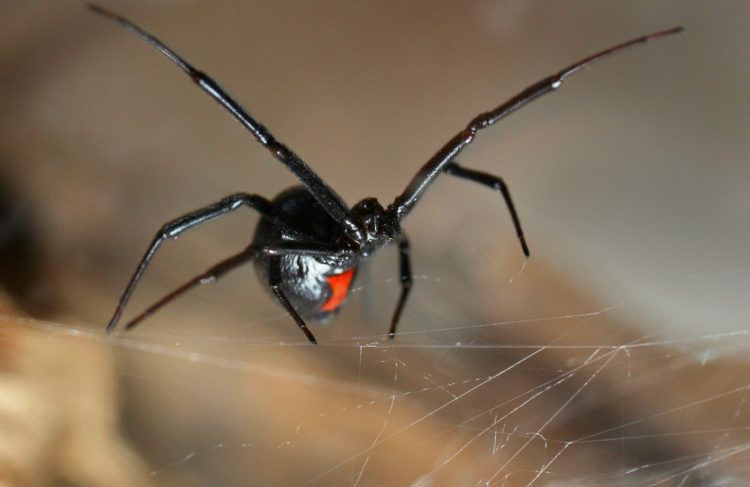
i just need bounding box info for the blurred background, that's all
[1,1,749,486]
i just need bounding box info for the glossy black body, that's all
[90,4,681,344]
[252,187,361,322]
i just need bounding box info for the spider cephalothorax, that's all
[351,198,401,249]
[91,4,681,344]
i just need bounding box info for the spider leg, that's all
[106,193,273,333]
[388,27,682,220]
[388,234,412,340]
[124,246,257,331]
[444,162,529,257]
[268,256,318,344]
[124,239,355,336]
[262,241,357,257]
[88,5,365,243]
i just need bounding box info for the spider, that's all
[91,4,681,344]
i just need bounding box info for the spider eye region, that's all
[320,268,356,312]
[352,197,400,243]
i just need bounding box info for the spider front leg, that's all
[444,162,529,257]
[388,27,682,221]
[106,193,274,333]
[389,234,412,340]
[89,4,365,244]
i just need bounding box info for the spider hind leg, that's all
[124,246,257,331]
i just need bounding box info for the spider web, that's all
[32,246,750,486]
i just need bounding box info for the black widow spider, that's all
[91,4,681,344]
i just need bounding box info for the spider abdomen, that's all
[252,186,359,322]
[254,252,358,322]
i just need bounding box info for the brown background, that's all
[1,1,749,486]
